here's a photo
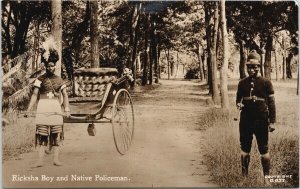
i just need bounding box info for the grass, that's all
[3,111,36,160]
[199,100,299,187]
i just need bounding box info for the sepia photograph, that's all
[1,0,299,188]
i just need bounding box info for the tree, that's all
[128,2,142,86]
[204,2,213,93]
[220,0,229,109]
[142,13,150,85]
[52,0,62,76]
[63,1,90,69]
[2,1,51,60]
[210,2,220,104]
[260,2,298,79]
[153,20,159,83]
[173,2,206,81]
[226,2,260,79]
[227,1,298,80]
[90,1,99,68]
[238,40,247,79]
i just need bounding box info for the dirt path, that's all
[3,79,218,188]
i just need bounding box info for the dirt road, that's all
[3,79,218,188]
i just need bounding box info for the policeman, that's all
[236,50,276,179]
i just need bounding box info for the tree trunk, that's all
[286,53,293,79]
[282,35,286,80]
[239,40,247,79]
[153,23,159,83]
[175,51,179,78]
[149,31,153,85]
[51,0,62,76]
[137,52,141,71]
[196,45,204,81]
[130,4,142,87]
[128,3,141,68]
[204,2,213,94]
[220,0,229,109]
[275,48,279,81]
[157,46,161,81]
[297,60,299,95]
[264,36,272,80]
[3,5,13,55]
[154,44,159,83]
[142,14,150,86]
[19,19,31,54]
[170,60,174,77]
[211,2,220,104]
[32,21,38,72]
[260,42,264,77]
[90,0,99,68]
[130,26,139,86]
[202,54,207,80]
[167,49,170,80]
[11,17,31,59]
[35,23,40,76]
[71,1,90,65]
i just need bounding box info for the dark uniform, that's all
[236,50,276,178]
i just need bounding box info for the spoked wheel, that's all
[111,89,134,155]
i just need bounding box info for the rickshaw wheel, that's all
[111,89,134,155]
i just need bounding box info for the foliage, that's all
[184,60,201,79]
[2,1,51,59]
[226,1,298,50]
[1,1,298,106]
[184,67,199,79]
[2,71,33,112]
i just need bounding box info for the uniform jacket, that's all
[236,76,276,123]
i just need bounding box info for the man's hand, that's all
[24,111,31,118]
[64,111,71,118]
[269,123,275,132]
[236,103,244,110]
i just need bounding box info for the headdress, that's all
[41,36,59,64]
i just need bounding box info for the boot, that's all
[261,154,271,186]
[241,154,250,177]
[32,146,45,168]
[53,146,63,166]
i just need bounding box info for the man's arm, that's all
[266,80,276,123]
[61,87,70,117]
[236,82,243,109]
[27,87,39,112]
[267,95,276,123]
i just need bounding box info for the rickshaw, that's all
[63,68,135,155]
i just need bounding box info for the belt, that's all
[40,93,59,100]
[243,96,265,101]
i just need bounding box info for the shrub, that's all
[184,67,199,79]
